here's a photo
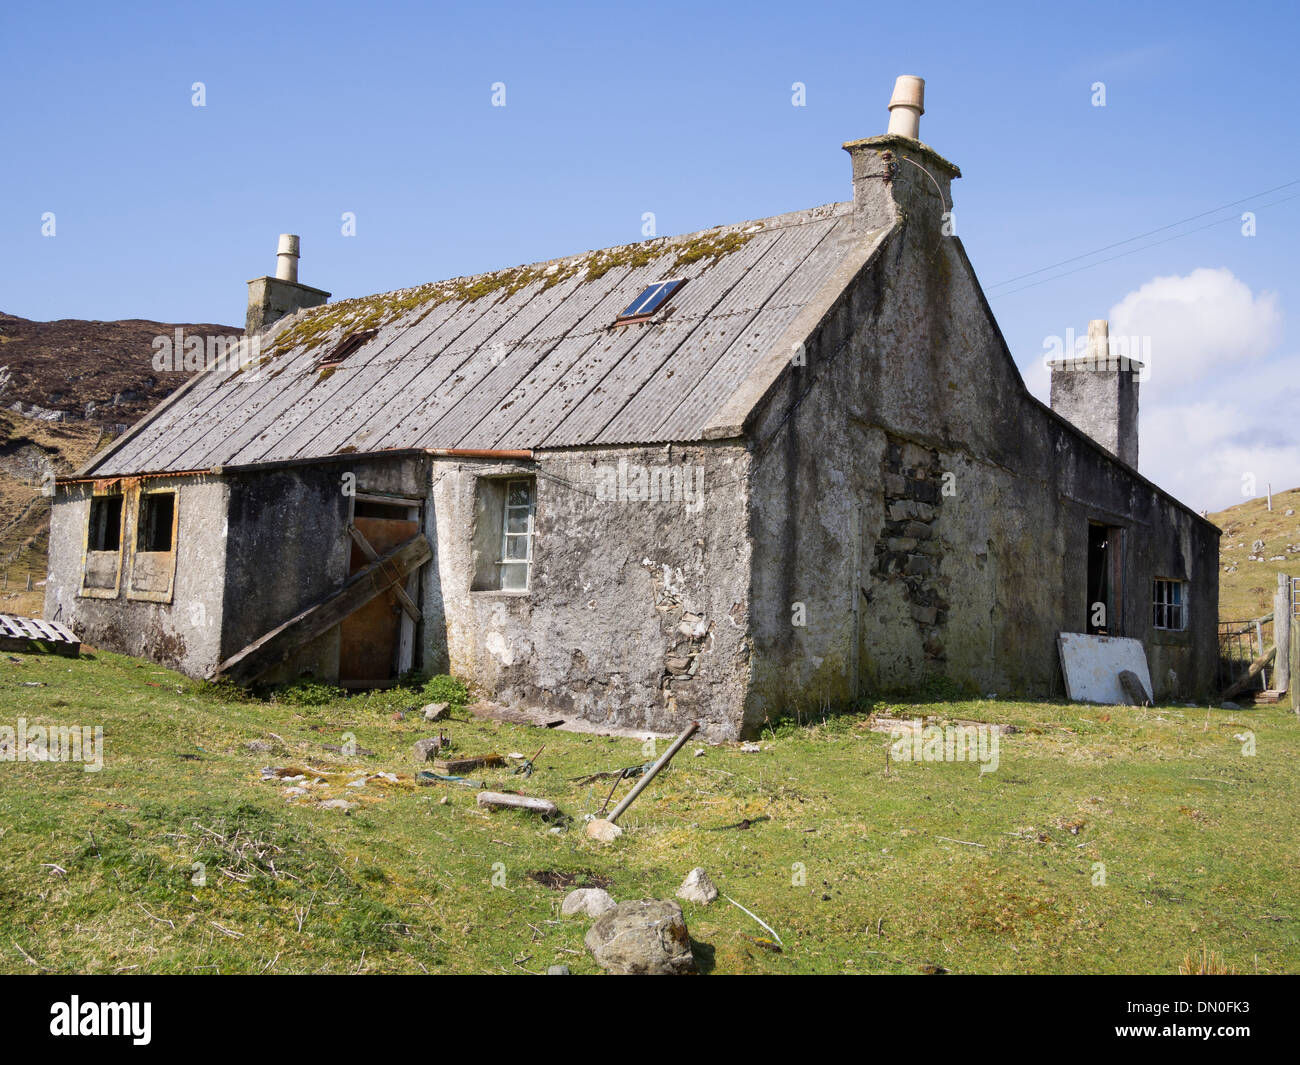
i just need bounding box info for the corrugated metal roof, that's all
[91,202,865,475]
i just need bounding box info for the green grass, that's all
[1,650,1297,974]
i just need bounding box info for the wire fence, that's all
[1217,615,1272,695]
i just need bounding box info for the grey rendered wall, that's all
[425,445,752,740]
[45,477,229,675]
[220,455,430,684]
[745,165,1218,720]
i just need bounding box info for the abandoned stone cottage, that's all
[45,77,1219,739]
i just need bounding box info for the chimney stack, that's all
[1048,319,1142,470]
[245,234,330,335]
[842,75,960,234]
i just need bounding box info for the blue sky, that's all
[2,0,1297,510]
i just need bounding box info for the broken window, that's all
[1152,578,1186,631]
[499,478,535,591]
[317,328,377,369]
[137,492,176,552]
[88,496,123,552]
[81,492,125,597]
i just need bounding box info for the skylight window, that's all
[615,279,685,323]
[317,328,377,368]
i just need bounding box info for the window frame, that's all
[498,478,535,592]
[136,490,177,553]
[78,490,127,599]
[88,495,124,553]
[125,486,180,603]
[614,278,686,325]
[1152,577,1187,632]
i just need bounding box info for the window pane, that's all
[621,283,662,318]
[504,534,529,560]
[500,562,528,590]
[507,481,531,508]
[506,510,530,534]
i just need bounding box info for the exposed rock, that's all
[585,818,623,842]
[319,799,356,811]
[547,965,570,975]
[584,900,696,975]
[423,701,450,721]
[562,887,617,918]
[413,736,443,762]
[675,867,718,905]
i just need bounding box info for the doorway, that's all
[1086,522,1123,635]
[338,506,420,687]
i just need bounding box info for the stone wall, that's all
[46,476,229,676]
[744,145,1218,721]
[424,444,752,739]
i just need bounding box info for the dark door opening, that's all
[1086,522,1122,635]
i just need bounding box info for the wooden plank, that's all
[1223,645,1276,701]
[397,502,420,675]
[28,618,60,641]
[48,621,78,642]
[476,791,559,816]
[434,753,504,774]
[355,492,423,509]
[346,525,421,621]
[212,533,432,685]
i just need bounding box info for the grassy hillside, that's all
[0,408,107,618]
[1,652,1295,975]
[1209,486,1300,623]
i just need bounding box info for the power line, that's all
[988,190,1300,300]
[985,178,1300,292]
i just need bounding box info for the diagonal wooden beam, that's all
[347,524,421,622]
[212,533,431,686]
[1222,644,1276,702]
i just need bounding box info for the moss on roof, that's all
[263,220,766,360]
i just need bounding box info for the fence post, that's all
[1275,573,1291,700]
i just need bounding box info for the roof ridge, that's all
[321,202,852,310]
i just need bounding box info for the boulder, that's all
[675,867,718,905]
[423,702,451,721]
[561,887,616,918]
[413,737,443,762]
[585,818,623,842]
[584,900,696,975]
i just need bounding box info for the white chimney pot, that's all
[276,233,301,283]
[886,75,925,139]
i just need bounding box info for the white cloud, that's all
[1108,267,1282,391]
[1139,361,1300,513]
